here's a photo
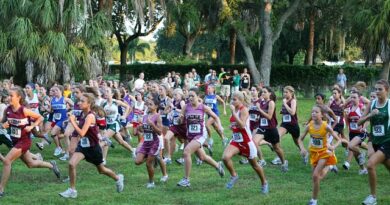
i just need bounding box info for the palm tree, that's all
[127,39,151,64]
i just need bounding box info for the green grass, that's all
[1,99,390,205]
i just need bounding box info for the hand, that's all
[147,117,154,126]
[300,149,307,157]
[370,109,379,116]
[24,125,34,132]
[283,98,287,105]
[229,104,235,112]
[68,114,76,122]
[2,122,9,129]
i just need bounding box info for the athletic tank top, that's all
[185,103,205,139]
[51,97,67,122]
[104,101,119,124]
[73,102,83,120]
[230,106,252,143]
[259,100,277,129]
[347,104,364,134]
[308,121,328,152]
[248,98,261,130]
[6,106,30,139]
[171,100,183,126]
[158,96,169,118]
[330,100,344,125]
[204,94,219,115]
[78,111,99,148]
[142,113,159,142]
[241,75,250,88]
[26,93,39,114]
[132,101,145,123]
[370,99,390,144]
[280,99,298,125]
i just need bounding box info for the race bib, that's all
[350,122,358,130]
[260,118,268,127]
[173,117,180,125]
[188,124,201,134]
[282,115,291,123]
[249,114,258,121]
[80,137,90,148]
[133,114,139,122]
[373,125,385,137]
[54,113,62,120]
[243,79,248,83]
[161,114,167,118]
[73,110,82,116]
[310,138,323,148]
[332,116,340,123]
[232,132,243,142]
[10,127,21,138]
[144,133,153,141]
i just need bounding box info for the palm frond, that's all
[43,31,68,58]
[31,0,57,30]
[0,48,17,74]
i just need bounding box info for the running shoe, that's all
[54,147,63,157]
[343,161,350,170]
[239,158,249,164]
[271,157,282,165]
[302,153,309,165]
[206,144,213,156]
[175,158,184,165]
[226,175,239,189]
[36,142,44,151]
[359,168,368,175]
[59,188,77,198]
[160,175,169,182]
[102,159,107,166]
[179,143,184,150]
[196,157,203,166]
[43,134,52,144]
[208,137,214,149]
[50,160,61,179]
[163,158,172,165]
[177,178,190,187]
[216,161,225,177]
[345,149,349,157]
[358,152,366,165]
[146,182,155,189]
[62,176,70,183]
[222,137,229,147]
[307,199,317,205]
[258,159,267,167]
[59,153,69,161]
[132,150,137,160]
[116,174,124,192]
[35,153,43,161]
[362,195,377,205]
[102,137,115,148]
[330,165,339,173]
[281,160,289,172]
[0,192,4,198]
[261,183,269,194]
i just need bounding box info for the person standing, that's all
[220,69,231,103]
[192,68,201,87]
[336,68,347,93]
[240,68,251,91]
[134,72,145,93]
[231,70,241,94]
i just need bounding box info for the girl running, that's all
[298,105,341,205]
[177,87,225,187]
[222,91,268,193]
[59,93,124,198]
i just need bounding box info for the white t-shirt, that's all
[134,79,145,91]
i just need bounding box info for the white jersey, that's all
[26,93,39,113]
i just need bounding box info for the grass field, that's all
[0,99,389,205]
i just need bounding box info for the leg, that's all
[114,132,134,152]
[248,158,267,185]
[20,151,52,169]
[164,130,175,159]
[312,159,328,200]
[96,164,119,181]
[196,148,218,168]
[366,151,386,197]
[0,148,23,192]
[69,137,80,157]
[135,152,146,165]
[222,145,240,177]
[68,152,85,190]
[277,127,287,141]
[206,118,214,140]
[182,140,202,178]
[145,155,155,182]
[273,143,285,163]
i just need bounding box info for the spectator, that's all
[192,68,201,86]
[240,68,251,91]
[133,72,145,93]
[220,69,232,102]
[209,70,219,86]
[218,67,226,81]
[336,68,347,92]
[231,69,241,94]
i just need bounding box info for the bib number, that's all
[54,113,62,120]
[80,137,90,148]
[10,127,21,138]
[232,132,243,142]
[188,124,201,134]
[249,114,258,121]
[282,115,291,123]
[350,122,358,130]
[310,138,323,148]
[144,133,153,141]
[260,118,268,127]
[173,117,180,125]
[373,125,385,137]
[133,114,139,122]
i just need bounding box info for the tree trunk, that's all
[306,10,315,65]
[62,61,71,83]
[237,33,261,84]
[380,39,390,80]
[259,36,273,86]
[183,35,196,57]
[25,60,34,83]
[229,28,237,64]
[120,43,129,82]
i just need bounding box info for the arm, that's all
[65,97,74,108]
[358,101,375,126]
[327,108,338,128]
[258,101,275,120]
[298,125,309,156]
[115,100,131,119]
[283,99,297,115]
[216,95,226,115]
[230,105,248,128]
[148,115,163,135]
[326,125,341,151]
[23,108,44,132]
[70,113,94,137]
[204,106,222,130]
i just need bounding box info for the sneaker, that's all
[258,159,267,167]
[50,160,61,179]
[358,152,366,166]
[0,192,4,198]
[271,157,282,165]
[180,143,184,150]
[196,157,203,166]
[217,161,225,177]
[208,137,214,149]
[177,177,190,187]
[62,176,70,183]
[102,137,115,148]
[345,149,349,157]
[163,158,172,165]
[226,175,239,189]
[146,182,155,189]
[261,183,269,194]
[222,137,229,147]
[302,153,309,165]
[359,168,368,175]
[281,160,289,172]
[307,199,318,205]
[206,144,213,156]
[160,175,169,182]
[36,142,44,151]
[175,158,184,165]
[330,165,339,173]
[116,174,124,192]
[343,161,350,170]
[59,188,77,198]
[239,158,249,164]
[43,134,52,144]
[35,153,43,161]
[59,153,69,161]
[362,195,377,205]
[54,147,63,157]
[102,159,107,165]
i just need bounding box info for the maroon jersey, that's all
[6,105,30,140]
[330,100,344,125]
[259,100,277,129]
[280,99,298,125]
[78,111,100,147]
